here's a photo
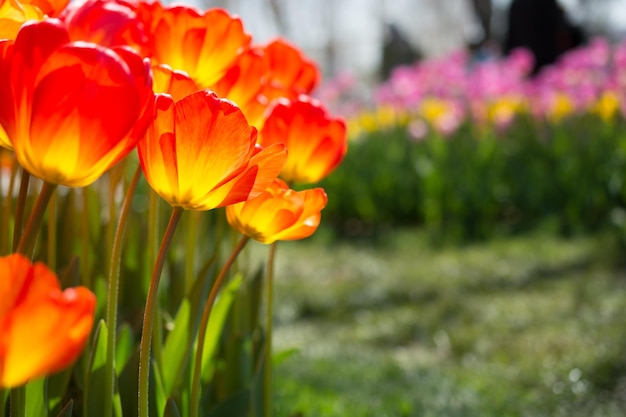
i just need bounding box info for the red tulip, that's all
[0,0,44,40]
[60,0,148,52]
[0,19,153,187]
[0,254,96,388]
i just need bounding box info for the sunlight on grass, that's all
[265,231,626,417]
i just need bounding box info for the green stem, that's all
[12,170,30,252]
[138,206,183,417]
[0,388,6,417]
[102,166,142,417]
[185,211,200,292]
[81,187,91,288]
[189,235,250,417]
[263,242,278,417]
[47,192,56,271]
[0,158,17,255]
[16,181,56,257]
[9,385,25,417]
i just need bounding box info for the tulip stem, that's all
[9,385,25,417]
[102,165,142,417]
[263,241,278,417]
[138,206,183,417]
[189,235,250,417]
[16,181,56,257]
[12,170,30,252]
[1,158,18,255]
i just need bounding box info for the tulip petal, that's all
[0,254,95,388]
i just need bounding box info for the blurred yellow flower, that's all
[592,91,620,122]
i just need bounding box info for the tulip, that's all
[260,38,320,95]
[226,178,327,244]
[22,0,68,16]
[60,0,148,52]
[212,39,319,128]
[259,96,347,184]
[0,253,95,388]
[136,2,251,88]
[0,0,44,40]
[137,89,287,211]
[152,64,200,100]
[0,18,153,187]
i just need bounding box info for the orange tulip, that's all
[212,39,320,128]
[0,0,44,40]
[260,39,320,95]
[226,178,327,244]
[152,64,200,100]
[211,48,288,128]
[60,0,148,52]
[0,254,96,388]
[259,96,348,184]
[0,19,154,187]
[138,90,287,211]
[136,2,251,88]
[22,0,68,17]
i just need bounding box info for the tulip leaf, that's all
[25,377,47,417]
[201,274,244,382]
[115,324,134,377]
[152,361,167,417]
[83,320,110,417]
[54,400,73,417]
[163,398,182,417]
[160,258,216,398]
[272,347,300,366]
[160,298,191,396]
[47,367,73,415]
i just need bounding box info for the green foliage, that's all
[270,231,626,417]
[321,115,626,243]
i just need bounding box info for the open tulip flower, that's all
[0,253,96,388]
[136,2,251,89]
[0,18,154,187]
[226,178,327,244]
[259,95,348,184]
[138,89,287,210]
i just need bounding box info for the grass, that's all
[258,229,626,417]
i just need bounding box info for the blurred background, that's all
[189,1,626,416]
[198,0,626,83]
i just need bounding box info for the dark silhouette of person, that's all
[504,0,585,76]
[380,23,422,81]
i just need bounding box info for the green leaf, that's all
[54,400,73,417]
[272,347,300,367]
[115,324,134,377]
[83,320,109,417]
[25,377,47,417]
[201,274,244,383]
[159,258,216,398]
[47,367,72,415]
[163,399,182,417]
[152,361,166,417]
[160,299,191,397]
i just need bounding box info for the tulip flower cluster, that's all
[336,38,626,138]
[0,0,347,416]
